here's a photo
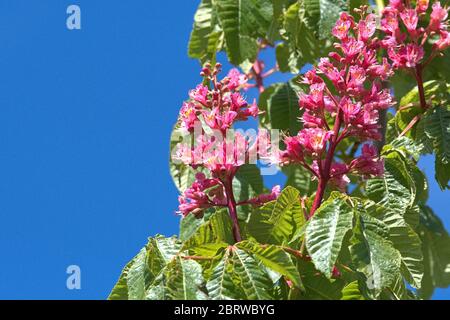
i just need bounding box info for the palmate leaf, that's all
[234,164,264,220]
[389,80,450,189]
[305,195,354,278]
[232,248,274,299]
[237,240,303,289]
[248,186,306,245]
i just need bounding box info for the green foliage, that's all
[247,186,306,245]
[306,194,354,278]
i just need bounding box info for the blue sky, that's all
[0,1,448,299]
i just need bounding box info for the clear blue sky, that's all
[0,1,448,299]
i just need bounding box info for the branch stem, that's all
[223,177,242,243]
[414,64,428,110]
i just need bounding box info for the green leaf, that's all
[419,105,450,190]
[206,248,239,299]
[305,195,354,278]
[296,259,346,300]
[350,212,402,296]
[341,281,365,300]
[165,257,208,300]
[276,1,323,73]
[237,240,303,289]
[302,0,347,40]
[418,205,450,299]
[248,186,305,245]
[282,165,317,195]
[183,209,234,251]
[127,247,149,300]
[188,0,224,63]
[258,81,302,135]
[108,253,140,300]
[370,201,424,289]
[215,0,273,66]
[234,164,264,220]
[232,248,274,299]
[366,153,415,216]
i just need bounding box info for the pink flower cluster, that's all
[277,9,392,191]
[175,64,280,217]
[178,173,226,217]
[381,0,449,69]
[179,66,258,133]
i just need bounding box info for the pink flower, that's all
[367,58,394,80]
[302,69,323,85]
[347,66,367,93]
[189,84,209,106]
[297,128,333,155]
[247,185,281,206]
[312,161,350,191]
[435,30,450,50]
[177,173,226,217]
[388,44,424,68]
[329,163,350,191]
[299,82,326,111]
[349,144,384,178]
[339,38,365,61]
[389,0,405,11]
[429,2,448,31]
[358,14,377,42]
[180,102,199,132]
[279,136,304,164]
[317,58,342,84]
[381,8,400,34]
[302,112,326,128]
[400,9,419,32]
[340,98,361,124]
[227,68,247,90]
[332,12,354,40]
[417,0,430,13]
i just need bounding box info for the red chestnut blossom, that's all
[381,0,450,70]
[173,64,279,240]
[349,144,385,178]
[177,173,226,217]
[246,185,281,206]
[276,8,391,215]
